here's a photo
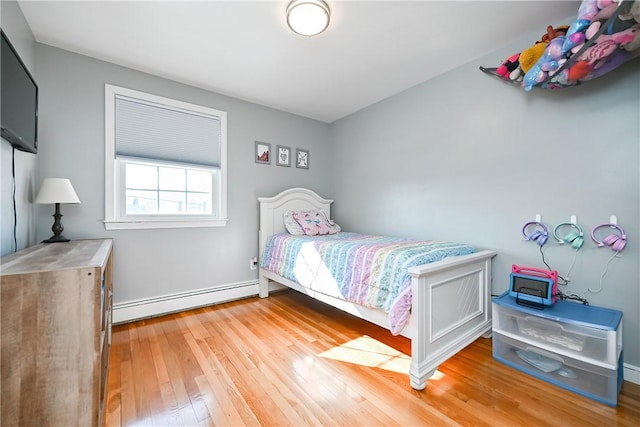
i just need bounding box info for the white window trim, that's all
[104,84,228,230]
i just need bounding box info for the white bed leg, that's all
[259,272,269,298]
[409,367,434,390]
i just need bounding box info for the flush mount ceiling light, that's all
[286,0,331,36]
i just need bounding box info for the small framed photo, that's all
[255,141,271,164]
[296,149,309,169]
[276,145,291,167]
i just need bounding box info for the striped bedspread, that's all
[260,232,476,334]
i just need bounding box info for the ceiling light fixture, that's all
[286,0,331,36]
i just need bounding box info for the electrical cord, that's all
[556,290,589,305]
[540,246,589,304]
[539,245,568,285]
[562,248,579,284]
[12,146,18,252]
[583,250,620,298]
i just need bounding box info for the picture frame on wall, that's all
[255,141,271,164]
[276,145,291,167]
[296,149,309,169]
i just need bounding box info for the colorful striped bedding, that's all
[260,232,476,334]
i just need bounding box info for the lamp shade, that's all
[35,178,81,204]
[287,0,330,36]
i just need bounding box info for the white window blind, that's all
[115,95,221,167]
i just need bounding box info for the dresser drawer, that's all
[492,331,622,407]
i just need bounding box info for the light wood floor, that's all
[104,290,640,426]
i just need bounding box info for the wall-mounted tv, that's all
[1,29,38,154]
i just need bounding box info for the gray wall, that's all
[34,44,331,303]
[0,0,37,256]
[329,49,640,366]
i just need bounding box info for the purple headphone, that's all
[591,223,626,252]
[522,221,549,246]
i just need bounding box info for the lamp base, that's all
[43,203,71,243]
[43,235,70,243]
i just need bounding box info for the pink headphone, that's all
[591,223,626,252]
[522,221,549,246]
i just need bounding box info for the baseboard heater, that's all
[112,280,276,324]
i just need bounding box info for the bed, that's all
[258,188,496,390]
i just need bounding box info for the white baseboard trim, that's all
[624,363,640,385]
[112,280,284,324]
[113,280,286,324]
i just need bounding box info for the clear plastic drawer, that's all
[492,298,621,369]
[493,331,622,407]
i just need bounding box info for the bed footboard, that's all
[407,249,496,389]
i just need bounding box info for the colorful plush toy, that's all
[523,36,567,91]
[520,25,569,73]
[542,25,570,43]
[565,60,593,81]
[519,43,548,73]
[482,0,640,91]
[496,52,522,80]
[619,1,640,24]
[578,24,639,67]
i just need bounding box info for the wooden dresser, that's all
[1,239,113,426]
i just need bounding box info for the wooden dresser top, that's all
[0,239,112,275]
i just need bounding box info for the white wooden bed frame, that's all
[258,188,496,390]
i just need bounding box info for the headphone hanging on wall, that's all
[553,222,585,250]
[522,221,549,246]
[591,223,627,252]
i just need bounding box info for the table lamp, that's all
[35,178,81,243]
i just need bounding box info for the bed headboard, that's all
[258,187,333,261]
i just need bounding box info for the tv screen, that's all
[1,30,38,154]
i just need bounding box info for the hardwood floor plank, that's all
[154,318,202,426]
[130,322,161,425]
[104,324,123,427]
[147,321,186,426]
[118,353,136,425]
[104,291,640,426]
[183,329,250,426]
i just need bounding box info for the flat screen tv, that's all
[1,29,38,154]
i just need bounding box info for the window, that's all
[105,84,227,230]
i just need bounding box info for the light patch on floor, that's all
[319,335,412,374]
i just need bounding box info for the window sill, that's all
[104,218,228,230]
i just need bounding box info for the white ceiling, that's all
[19,0,579,123]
